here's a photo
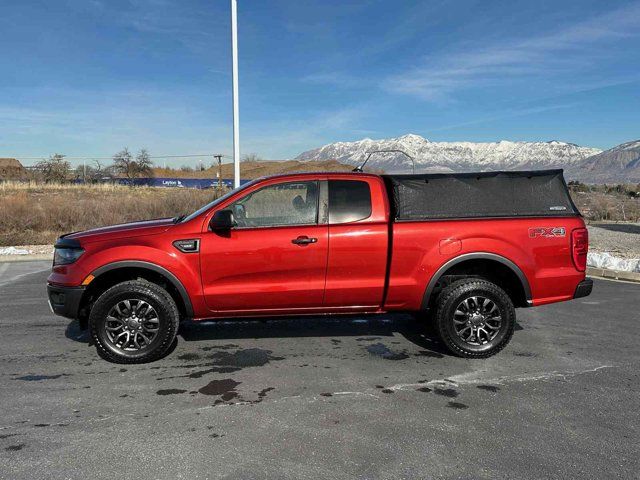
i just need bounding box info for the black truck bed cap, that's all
[382,169,580,220]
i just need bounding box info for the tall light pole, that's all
[231,0,240,188]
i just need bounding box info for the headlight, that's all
[53,248,84,266]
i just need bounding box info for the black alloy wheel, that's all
[434,278,516,358]
[89,280,179,363]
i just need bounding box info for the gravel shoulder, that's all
[587,223,640,259]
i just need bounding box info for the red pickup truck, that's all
[47,169,592,363]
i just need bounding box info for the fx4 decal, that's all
[528,227,566,238]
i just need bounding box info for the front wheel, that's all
[434,279,515,358]
[89,280,180,363]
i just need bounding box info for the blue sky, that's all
[1,0,639,166]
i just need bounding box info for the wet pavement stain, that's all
[366,343,409,360]
[5,444,25,451]
[207,348,285,368]
[447,402,469,410]
[156,389,188,395]
[14,374,65,381]
[201,344,240,351]
[158,348,285,380]
[434,388,459,398]
[183,366,241,379]
[257,387,275,399]
[198,379,241,400]
[477,385,500,392]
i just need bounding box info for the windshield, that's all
[177,180,259,224]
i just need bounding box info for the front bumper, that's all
[47,284,85,319]
[573,278,593,299]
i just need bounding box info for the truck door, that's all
[200,180,328,312]
[323,179,389,308]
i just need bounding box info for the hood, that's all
[63,218,175,243]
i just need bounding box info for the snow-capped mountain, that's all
[295,134,602,173]
[567,140,640,183]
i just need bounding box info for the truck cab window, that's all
[230,181,319,228]
[328,180,372,224]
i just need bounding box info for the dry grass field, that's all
[0,176,637,247]
[0,159,358,246]
[0,182,224,246]
[153,159,354,179]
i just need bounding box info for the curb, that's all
[587,267,640,283]
[0,254,52,263]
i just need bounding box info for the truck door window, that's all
[229,181,319,228]
[328,180,372,224]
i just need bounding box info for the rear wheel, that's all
[434,279,515,358]
[89,280,179,363]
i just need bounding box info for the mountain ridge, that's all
[566,140,640,182]
[296,134,602,174]
[295,134,640,182]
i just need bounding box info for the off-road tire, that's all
[89,280,179,364]
[435,278,515,358]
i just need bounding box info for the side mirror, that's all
[209,210,236,231]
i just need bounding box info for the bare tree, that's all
[36,153,70,183]
[86,159,110,182]
[136,149,153,176]
[92,159,104,176]
[113,148,136,182]
[113,148,153,183]
[241,153,262,163]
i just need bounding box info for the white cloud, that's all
[384,2,640,102]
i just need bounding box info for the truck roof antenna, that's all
[352,149,415,174]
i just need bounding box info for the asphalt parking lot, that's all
[0,261,638,479]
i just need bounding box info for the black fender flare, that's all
[91,260,194,317]
[420,252,532,310]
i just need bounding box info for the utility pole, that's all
[214,154,223,192]
[231,0,240,188]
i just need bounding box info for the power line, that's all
[14,153,233,160]
[14,153,235,167]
